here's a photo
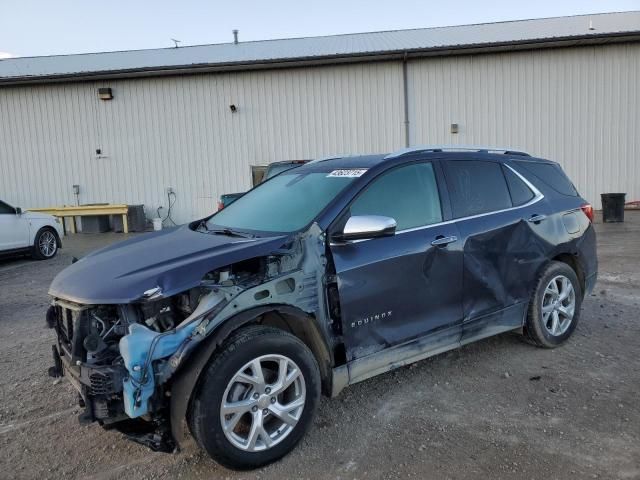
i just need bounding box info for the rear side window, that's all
[502,166,535,206]
[443,160,512,218]
[350,162,442,230]
[513,161,578,196]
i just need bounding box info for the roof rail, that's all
[384,145,530,159]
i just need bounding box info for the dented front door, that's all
[331,225,464,361]
[328,161,464,361]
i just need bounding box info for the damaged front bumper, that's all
[49,323,178,452]
[46,289,230,452]
[49,342,178,451]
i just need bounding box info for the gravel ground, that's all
[1,213,639,480]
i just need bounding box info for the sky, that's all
[1,0,639,58]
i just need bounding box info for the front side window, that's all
[349,163,442,230]
[0,201,15,214]
[444,160,512,218]
[207,170,356,233]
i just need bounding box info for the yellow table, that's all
[29,205,129,234]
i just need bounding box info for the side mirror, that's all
[15,207,22,215]
[334,215,397,242]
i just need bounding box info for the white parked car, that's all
[0,199,63,260]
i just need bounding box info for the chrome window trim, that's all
[396,164,543,234]
[330,163,543,245]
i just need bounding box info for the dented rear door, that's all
[441,158,553,342]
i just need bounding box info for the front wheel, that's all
[524,261,582,348]
[188,326,321,470]
[32,228,58,260]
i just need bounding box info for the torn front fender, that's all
[168,224,333,444]
[168,305,278,445]
[119,289,229,418]
[120,323,198,418]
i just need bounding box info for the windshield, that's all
[207,171,356,233]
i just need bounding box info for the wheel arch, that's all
[34,224,61,244]
[169,304,334,445]
[550,252,585,295]
[32,225,61,258]
[523,253,584,348]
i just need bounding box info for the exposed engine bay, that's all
[47,225,335,452]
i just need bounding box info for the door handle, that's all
[527,214,547,223]
[431,235,457,247]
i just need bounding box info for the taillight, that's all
[217,201,224,211]
[581,203,594,223]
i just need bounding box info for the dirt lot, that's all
[1,213,639,480]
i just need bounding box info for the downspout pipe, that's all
[402,52,410,147]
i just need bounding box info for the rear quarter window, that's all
[502,165,535,206]
[513,161,578,196]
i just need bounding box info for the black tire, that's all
[32,228,59,260]
[188,325,321,470]
[523,261,582,348]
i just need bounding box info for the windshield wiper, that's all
[196,220,210,232]
[207,227,255,238]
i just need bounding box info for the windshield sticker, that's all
[327,169,367,178]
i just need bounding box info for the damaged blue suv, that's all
[47,146,597,469]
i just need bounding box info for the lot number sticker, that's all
[327,169,367,178]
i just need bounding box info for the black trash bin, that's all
[601,193,626,223]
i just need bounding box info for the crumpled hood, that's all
[49,225,288,304]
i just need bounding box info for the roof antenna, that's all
[588,20,595,31]
[233,29,239,44]
[171,38,181,48]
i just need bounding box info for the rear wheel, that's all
[188,326,321,470]
[32,228,58,260]
[524,261,582,348]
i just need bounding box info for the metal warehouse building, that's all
[1,11,639,224]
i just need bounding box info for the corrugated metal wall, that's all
[0,43,638,225]
[407,43,640,208]
[0,62,404,223]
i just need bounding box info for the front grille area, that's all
[51,300,92,363]
[89,372,113,395]
[55,306,74,351]
[48,300,129,425]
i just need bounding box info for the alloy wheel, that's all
[220,354,306,452]
[541,275,575,336]
[39,231,57,257]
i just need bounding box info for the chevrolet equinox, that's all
[47,146,597,469]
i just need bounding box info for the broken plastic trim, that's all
[119,289,229,418]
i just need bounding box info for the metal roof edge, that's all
[1,31,639,87]
[4,10,638,62]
